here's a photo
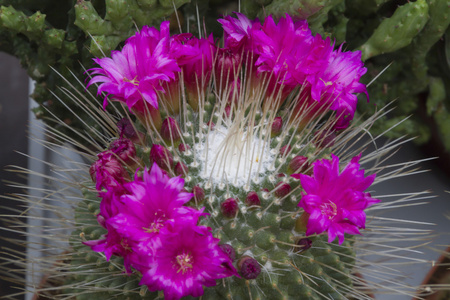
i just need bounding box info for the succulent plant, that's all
[2,12,448,300]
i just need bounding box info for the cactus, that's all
[1,0,450,156]
[1,12,442,300]
[2,9,449,300]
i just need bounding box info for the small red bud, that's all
[295,238,312,253]
[191,186,205,205]
[178,143,191,152]
[279,145,291,157]
[271,117,283,137]
[245,191,261,207]
[221,198,239,218]
[150,144,173,171]
[274,182,291,198]
[174,161,188,177]
[238,256,261,279]
[206,121,215,130]
[219,244,236,261]
[224,105,232,119]
[161,117,181,143]
[288,155,309,174]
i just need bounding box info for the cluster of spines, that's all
[67,92,360,299]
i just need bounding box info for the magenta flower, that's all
[140,221,237,300]
[87,22,180,113]
[83,224,139,273]
[218,12,261,53]
[170,33,216,110]
[310,46,368,129]
[292,154,380,244]
[106,163,199,249]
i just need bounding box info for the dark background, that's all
[0,52,28,299]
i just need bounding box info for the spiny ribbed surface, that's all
[67,93,358,299]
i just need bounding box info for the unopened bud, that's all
[245,191,261,207]
[295,238,312,253]
[274,182,291,198]
[150,144,173,171]
[206,121,215,130]
[161,117,181,144]
[221,198,239,218]
[238,256,261,280]
[178,143,191,152]
[271,117,283,137]
[288,155,309,174]
[174,161,188,177]
[279,145,291,157]
[219,244,236,261]
[191,186,205,205]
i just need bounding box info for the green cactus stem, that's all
[359,0,430,60]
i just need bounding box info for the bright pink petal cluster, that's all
[84,163,237,299]
[218,13,368,128]
[141,221,236,300]
[292,154,380,244]
[87,22,180,113]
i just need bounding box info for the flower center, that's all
[175,252,194,274]
[320,201,338,220]
[120,238,132,252]
[123,76,139,86]
[144,211,166,233]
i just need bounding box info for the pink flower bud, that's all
[295,238,312,253]
[238,256,261,279]
[161,117,181,143]
[288,155,309,174]
[274,182,291,198]
[150,144,173,171]
[271,117,283,137]
[279,145,291,157]
[224,105,232,119]
[109,138,137,165]
[191,185,205,204]
[89,151,130,191]
[178,143,191,152]
[206,121,215,130]
[215,48,241,91]
[221,198,239,218]
[174,161,188,177]
[245,191,261,207]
